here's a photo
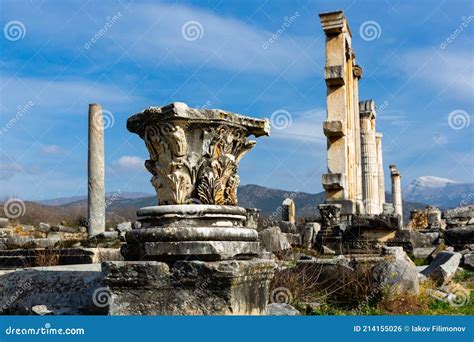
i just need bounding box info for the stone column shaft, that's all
[390,164,403,226]
[88,104,105,236]
[375,133,385,210]
[359,100,379,215]
[319,11,362,216]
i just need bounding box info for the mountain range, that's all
[403,176,474,208]
[16,176,472,226]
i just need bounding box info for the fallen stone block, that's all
[372,246,419,295]
[0,264,103,315]
[37,223,51,233]
[0,218,9,228]
[462,252,474,271]
[444,225,474,248]
[259,227,291,252]
[421,251,462,286]
[265,303,300,316]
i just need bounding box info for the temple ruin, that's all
[0,9,472,318]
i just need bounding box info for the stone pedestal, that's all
[426,206,442,230]
[122,205,259,261]
[118,102,275,315]
[102,260,275,315]
[315,204,343,254]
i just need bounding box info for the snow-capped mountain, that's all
[403,176,474,208]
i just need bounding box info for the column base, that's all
[102,259,276,315]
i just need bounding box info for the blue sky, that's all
[0,0,473,201]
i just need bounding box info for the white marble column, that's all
[88,104,105,236]
[390,164,403,226]
[359,100,379,215]
[375,132,385,211]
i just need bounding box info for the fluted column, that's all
[359,100,379,215]
[88,104,105,236]
[375,133,385,211]
[390,164,403,226]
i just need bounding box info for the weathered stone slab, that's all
[421,251,462,286]
[0,264,103,314]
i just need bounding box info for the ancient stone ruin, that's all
[103,102,275,314]
[0,9,472,317]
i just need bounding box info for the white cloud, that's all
[41,144,64,154]
[398,48,473,101]
[109,3,320,77]
[270,108,326,143]
[115,155,145,171]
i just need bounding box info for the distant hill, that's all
[37,192,153,206]
[403,176,474,208]
[12,184,428,226]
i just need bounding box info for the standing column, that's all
[359,100,379,215]
[390,164,403,226]
[319,11,362,217]
[282,198,296,224]
[375,133,385,212]
[88,104,105,236]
